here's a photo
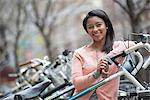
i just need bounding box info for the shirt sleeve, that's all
[112,41,135,53]
[71,51,97,91]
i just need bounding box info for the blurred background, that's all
[0,0,150,96]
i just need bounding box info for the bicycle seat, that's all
[3,80,51,100]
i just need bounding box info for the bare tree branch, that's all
[16,0,21,32]
[113,0,129,14]
[135,0,150,19]
[42,0,52,24]
[32,0,42,30]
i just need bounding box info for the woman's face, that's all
[86,16,108,42]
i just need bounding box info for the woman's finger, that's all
[97,62,109,71]
[101,69,109,78]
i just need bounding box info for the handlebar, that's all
[107,42,150,67]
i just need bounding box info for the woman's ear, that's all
[106,27,108,29]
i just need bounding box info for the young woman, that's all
[71,9,135,100]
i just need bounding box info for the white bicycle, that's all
[69,33,150,100]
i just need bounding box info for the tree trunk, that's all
[14,31,21,73]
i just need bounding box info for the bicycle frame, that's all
[69,41,150,100]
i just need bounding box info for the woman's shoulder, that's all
[72,45,89,60]
[108,41,135,55]
[75,45,86,52]
[73,45,87,55]
[113,40,135,48]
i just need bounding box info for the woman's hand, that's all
[97,57,109,78]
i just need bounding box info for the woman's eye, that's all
[87,26,94,29]
[96,24,101,27]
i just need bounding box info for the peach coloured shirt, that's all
[71,41,135,100]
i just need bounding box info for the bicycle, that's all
[69,33,150,100]
[1,50,74,100]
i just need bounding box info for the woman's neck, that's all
[89,40,105,52]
